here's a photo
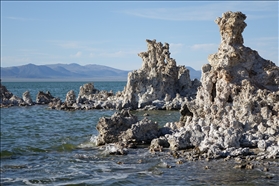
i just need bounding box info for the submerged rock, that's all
[156,11,279,158]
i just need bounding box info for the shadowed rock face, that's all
[96,110,158,146]
[151,11,279,158]
[122,39,200,109]
[36,91,56,104]
[0,83,13,102]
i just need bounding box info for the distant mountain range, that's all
[1,63,201,81]
[186,66,201,80]
[1,63,130,81]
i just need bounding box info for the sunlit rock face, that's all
[122,39,200,109]
[152,11,279,158]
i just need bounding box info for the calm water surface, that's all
[1,82,278,185]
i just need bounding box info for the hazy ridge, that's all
[1,63,201,81]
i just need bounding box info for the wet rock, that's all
[104,143,128,155]
[22,91,33,105]
[9,95,24,106]
[0,83,13,101]
[121,118,158,144]
[96,110,138,146]
[36,91,57,104]
[0,83,14,107]
[96,110,159,147]
[150,136,170,152]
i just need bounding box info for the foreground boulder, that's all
[122,39,200,109]
[96,110,158,146]
[150,11,279,159]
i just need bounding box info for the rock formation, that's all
[95,110,158,146]
[150,11,279,159]
[36,91,57,104]
[121,39,200,109]
[48,40,201,111]
[22,91,33,105]
[76,83,100,104]
[0,83,13,107]
[1,83,34,107]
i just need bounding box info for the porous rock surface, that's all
[22,91,33,106]
[50,83,120,110]
[36,91,58,104]
[95,110,158,146]
[122,39,200,109]
[149,11,279,159]
[0,83,34,107]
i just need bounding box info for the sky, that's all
[1,1,278,71]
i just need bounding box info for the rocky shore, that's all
[93,11,279,161]
[1,11,278,163]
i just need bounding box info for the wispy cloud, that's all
[7,16,38,21]
[191,43,218,51]
[70,51,82,58]
[121,1,277,21]
[48,40,99,51]
[169,43,184,54]
[90,50,137,58]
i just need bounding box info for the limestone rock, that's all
[155,11,279,158]
[22,91,33,105]
[0,83,13,101]
[96,110,159,147]
[121,39,200,109]
[96,110,138,146]
[36,91,57,104]
[76,83,99,104]
[103,143,128,155]
[9,95,24,106]
[0,83,13,107]
[121,118,158,144]
[65,90,76,106]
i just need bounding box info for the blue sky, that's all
[1,1,278,71]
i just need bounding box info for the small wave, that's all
[89,135,98,144]
[77,135,98,149]
[55,143,76,152]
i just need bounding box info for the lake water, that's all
[1,82,278,185]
